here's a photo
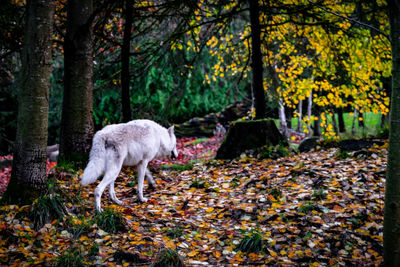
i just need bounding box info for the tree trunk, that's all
[337,108,345,132]
[60,0,94,161]
[332,111,339,135]
[384,1,400,265]
[358,112,365,127]
[249,0,266,119]
[279,101,288,137]
[2,0,54,204]
[121,0,133,122]
[297,99,303,132]
[313,106,321,137]
[307,90,312,135]
[351,108,358,136]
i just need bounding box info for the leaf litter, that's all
[0,137,386,266]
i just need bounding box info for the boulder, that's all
[215,119,287,159]
[339,139,384,151]
[298,136,320,152]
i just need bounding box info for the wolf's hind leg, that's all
[137,161,150,202]
[109,182,123,205]
[95,165,121,212]
[145,168,156,190]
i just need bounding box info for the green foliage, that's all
[376,125,389,139]
[52,247,85,267]
[92,208,126,234]
[335,148,350,160]
[88,243,99,257]
[160,164,193,171]
[190,177,206,189]
[313,189,327,200]
[114,250,148,264]
[151,248,185,267]
[269,188,282,199]
[348,212,368,229]
[298,201,317,214]
[29,194,67,231]
[236,230,264,253]
[66,216,92,239]
[164,226,184,239]
[258,142,289,159]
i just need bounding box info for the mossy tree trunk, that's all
[2,0,54,205]
[384,0,400,265]
[60,0,94,161]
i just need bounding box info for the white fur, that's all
[81,119,178,212]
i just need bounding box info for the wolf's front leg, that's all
[137,161,149,202]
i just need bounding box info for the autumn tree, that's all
[384,0,400,265]
[2,0,54,204]
[59,0,94,161]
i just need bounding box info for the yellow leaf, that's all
[187,251,198,257]
[206,207,214,213]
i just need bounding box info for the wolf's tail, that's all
[81,135,106,186]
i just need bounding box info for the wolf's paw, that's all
[114,199,124,206]
[96,206,104,213]
[139,197,148,203]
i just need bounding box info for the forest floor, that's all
[0,136,385,266]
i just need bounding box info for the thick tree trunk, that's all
[249,0,266,119]
[121,0,133,122]
[384,1,400,265]
[2,0,54,204]
[60,0,94,160]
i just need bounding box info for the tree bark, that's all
[279,101,288,137]
[384,0,400,265]
[2,0,54,204]
[337,108,345,132]
[351,108,358,136]
[121,0,133,122]
[307,89,312,135]
[60,0,94,161]
[249,0,266,119]
[313,106,321,137]
[332,111,339,135]
[297,99,303,132]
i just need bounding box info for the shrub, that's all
[92,208,126,234]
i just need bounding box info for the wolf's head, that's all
[168,126,178,159]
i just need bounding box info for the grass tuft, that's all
[236,230,264,253]
[151,248,185,267]
[52,247,84,267]
[91,208,126,234]
[29,194,67,230]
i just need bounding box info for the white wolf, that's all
[81,119,178,212]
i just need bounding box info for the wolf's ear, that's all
[168,125,175,135]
